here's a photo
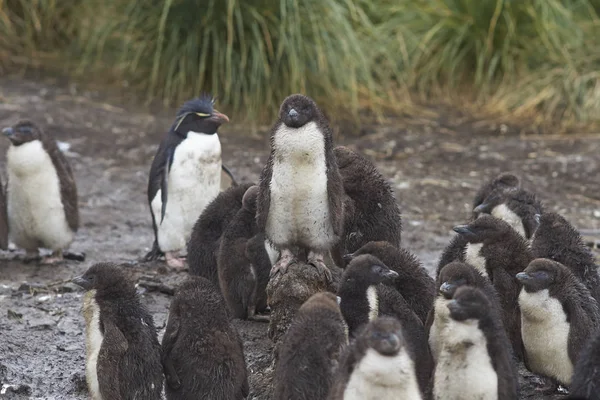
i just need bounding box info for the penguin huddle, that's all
[34,92,594,399]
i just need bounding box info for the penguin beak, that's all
[208,110,229,125]
[342,253,354,264]
[72,275,91,290]
[515,272,532,284]
[376,333,401,356]
[453,225,474,235]
[2,127,14,137]
[439,282,456,299]
[447,299,465,318]
[383,270,399,280]
[473,203,490,214]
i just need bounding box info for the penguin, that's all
[328,316,423,400]
[0,175,8,250]
[569,328,600,400]
[530,212,600,304]
[516,258,600,388]
[343,241,435,324]
[3,120,79,263]
[161,276,248,400]
[471,172,520,219]
[473,186,544,239]
[273,292,347,400]
[331,146,402,267]
[71,262,163,400]
[187,182,254,283]
[217,185,272,321]
[256,94,344,282]
[145,95,235,268]
[426,261,502,363]
[337,254,432,396]
[433,286,519,400]
[447,215,533,361]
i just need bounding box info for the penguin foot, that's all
[41,254,64,265]
[165,252,186,270]
[307,252,332,283]
[270,249,296,278]
[142,240,164,262]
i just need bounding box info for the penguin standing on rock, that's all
[344,241,434,324]
[273,292,347,400]
[3,120,79,263]
[331,146,402,266]
[145,95,236,268]
[328,317,423,400]
[531,212,600,303]
[517,258,600,389]
[161,276,249,400]
[187,183,254,283]
[433,286,519,400]
[218,185,272,321]
[72,262,163,400]
[256,94,344,282]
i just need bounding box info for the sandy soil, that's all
[0,77,598,399]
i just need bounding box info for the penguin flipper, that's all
[160,149,174,225]
[162,304,182,390]
[221,164,238,187]
[98,319,128,399]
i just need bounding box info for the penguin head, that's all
[2,120,43,146]
[473,172,520,218]
[447,286,490,322]
[343,254,399,286]
[452,215,513,244]
[300,291,340,313]
[516,258,562,293]
[438,262,481,300]
[342,241,393,267]
[360,316,404,356]
[279,94,320,129]
[172,94,229,137]
[72,262,133,295]
[241,185,259,212]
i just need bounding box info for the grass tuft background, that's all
[1,0,600,130]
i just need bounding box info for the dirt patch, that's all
[0,77,598,399]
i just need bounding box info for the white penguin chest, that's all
[434,319,498,400]
[266,121,335,249]
[83,293,105,400]
[518,288,573,385]
[344,348,422,400]
[465,243,487,278]
[6,140,73,250]
[429,296,451,363]
[151,132,222,251]
[491,204,526,237]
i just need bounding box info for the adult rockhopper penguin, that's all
[144,94,236,268]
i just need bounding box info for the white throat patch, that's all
[366,286,379,321]
[518,288,573,385]
[491,204,526,238]
[83,291,104,400]
[465,243,487,277]
[429,296,451,363]
[344,348,422,400]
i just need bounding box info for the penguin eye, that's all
[371,265,383,275]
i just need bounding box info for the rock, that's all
[2,384,32,395]
[7,309,23,320]
[56,282,80,293]
[266,261,340,343]
[17,283,46,294]
[57,317,79,334]
[28,316,55,330]
[0,284,13,296]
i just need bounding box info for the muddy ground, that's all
[0,76,599,399]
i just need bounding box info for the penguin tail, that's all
[142,240,164,262]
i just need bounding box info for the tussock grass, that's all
[1,0,600,130]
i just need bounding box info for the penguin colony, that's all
[2,92,600,400]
